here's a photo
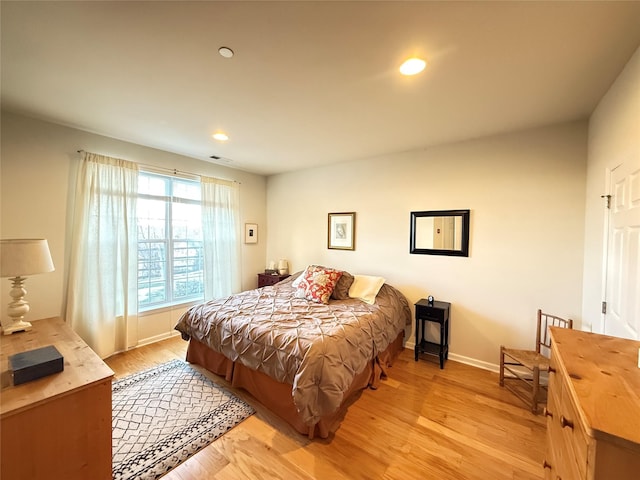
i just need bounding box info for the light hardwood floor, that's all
[105,336,546,480]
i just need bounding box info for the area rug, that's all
[112,359,255,480]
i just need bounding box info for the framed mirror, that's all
[410,209,470,257]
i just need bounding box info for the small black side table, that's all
[414,299,451,369]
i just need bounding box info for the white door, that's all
[603,160,640,339]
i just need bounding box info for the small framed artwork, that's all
[245,223,258,244]
[328,212,356,250]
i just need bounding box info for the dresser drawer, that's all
[557,374,589,479]
[415,302,449,321]
[546,384,582,480]
[544,388,562,479]
[548,353,561,393]
[547,346,590,480]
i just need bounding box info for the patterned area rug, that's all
[112,359,255,480]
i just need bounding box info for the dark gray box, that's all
[9,345,64,385]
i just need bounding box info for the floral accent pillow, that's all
[295,265,343,304]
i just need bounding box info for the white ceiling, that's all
[2,1,640,176]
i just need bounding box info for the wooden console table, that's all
[1,317,114,480]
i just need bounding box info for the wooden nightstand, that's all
[258,273,290,287]
[1,317,114,480]
[414,299,451,369]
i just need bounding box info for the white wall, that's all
[6,43,638,365]
[0,112,267,344]
[267,121,587,369]
[583,45,640,333]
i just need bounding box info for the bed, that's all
[174,266,412,439]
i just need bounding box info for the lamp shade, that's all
[0,239,55,278]
[277,259,288,275]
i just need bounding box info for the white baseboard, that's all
[136,330,181,348]
[447,352,500,373]
[404,343,499,373]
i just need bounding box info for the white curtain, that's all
[65,152,138,358]
[201,176,241,300]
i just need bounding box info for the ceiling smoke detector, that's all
[218,47,234,58]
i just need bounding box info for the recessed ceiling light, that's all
[399,57,426,76]
[218,47,234,58]
[212,132,229,141]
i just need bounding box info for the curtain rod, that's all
[76,150,240,184]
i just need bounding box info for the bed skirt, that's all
[185,331,405,439]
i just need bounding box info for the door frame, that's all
[593,163,620,334]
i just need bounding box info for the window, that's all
[137,172,204,310]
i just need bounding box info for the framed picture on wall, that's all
[245,223,258,244]
[328,212,356,250]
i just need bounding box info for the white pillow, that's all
[348,275,385,305]
[291,271,304,288]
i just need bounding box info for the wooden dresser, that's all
[544,327,640,480]
[1,317,114,480]
[257,272,290,287]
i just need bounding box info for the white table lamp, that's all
[0,239,55,335]
[278,259,289,275]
